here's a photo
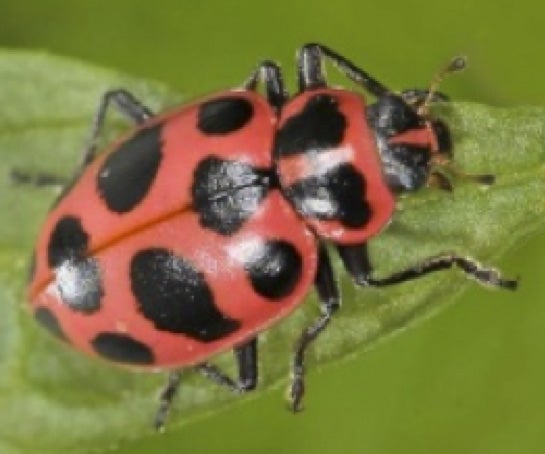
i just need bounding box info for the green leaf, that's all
[0,51,543,453]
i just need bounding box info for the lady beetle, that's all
[23,43,517,429]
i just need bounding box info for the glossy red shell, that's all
[28,90,318,369]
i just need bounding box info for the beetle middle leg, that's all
[290,241,340,411]
[154,337,258,431]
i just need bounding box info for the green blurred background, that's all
[2,1,545,453]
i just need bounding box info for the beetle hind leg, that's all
[11,89,154,190]
[81,89,153,168]
[10,168,70,189]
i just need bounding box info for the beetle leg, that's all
[154,370,182,432]
[153,339,258,431]
[11,89,154,188]
[80,89,154,168]
[234,337,258,391]
[242,60,287,111]
[10,169,70,188]
[296,43,391,95]
[337,243,518,290]
[290,242,340,412]
[195,337,259,392]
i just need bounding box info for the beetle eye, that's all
[431,120,452,156]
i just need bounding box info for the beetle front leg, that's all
[296,43,391,95]
[337,243,518,290]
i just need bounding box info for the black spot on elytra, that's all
[286,163,371,228]
[274,94,346,158]
[47,216,103,314]
[198,96,254,135]
[244,240,302,300]
[92,332,155,365]
[47,216,89,268]
[97,124,163,213]
[34,307,68,342]
[192,156,270,235]
[130,248,240,342]
[55,257,104,314]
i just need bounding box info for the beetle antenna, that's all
[451,167,496,185]
[431,154,495,187]
[418,56,467,116]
